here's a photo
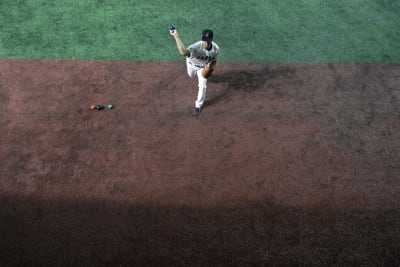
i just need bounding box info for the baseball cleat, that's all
[193,107,201,116]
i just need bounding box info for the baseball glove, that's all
[202,65,214,78]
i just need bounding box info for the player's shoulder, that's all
[212,42,220,52]
[188,41,203,49]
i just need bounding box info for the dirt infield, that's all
[1,59,400,266]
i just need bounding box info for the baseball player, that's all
[169,27,220,116]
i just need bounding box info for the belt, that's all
[189,61,203,68]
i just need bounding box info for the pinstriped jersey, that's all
[187,41,220,68]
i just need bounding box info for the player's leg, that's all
[195,69,207,109]
[186,58,196,77]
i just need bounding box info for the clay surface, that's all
[1,59,400,266]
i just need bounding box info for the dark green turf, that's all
[1,0,399,62]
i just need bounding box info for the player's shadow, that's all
[204,66,296,107]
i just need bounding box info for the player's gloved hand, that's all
[202,64,213,78]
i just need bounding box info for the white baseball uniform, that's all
[186,41,220,109]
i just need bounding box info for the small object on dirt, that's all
[107,104,114,109]
[90,105,96,110]
[95,105,105,110]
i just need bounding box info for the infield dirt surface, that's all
[1,59,400,266]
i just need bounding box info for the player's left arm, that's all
[209,60,217,68]
[209,46,219,68]
[202,57,217,78]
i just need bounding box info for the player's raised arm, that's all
[169,27,190,57]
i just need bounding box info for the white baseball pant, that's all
[186,58,207,109]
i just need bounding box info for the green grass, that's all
[0,0,399,62]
